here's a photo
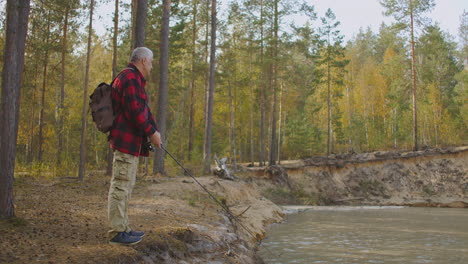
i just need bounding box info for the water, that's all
[259,207,468,264]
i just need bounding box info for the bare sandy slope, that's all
[248,146,468,207]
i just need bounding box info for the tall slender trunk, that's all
[78,0,94,181]
[57,7,69,166]
[249,38,254,166]
[28,64,39,163]
[203,0,216,174]
[0,0,31,218]
[327,46,332,156]
[154,0,170,175]
[107,0,119,176]
[393,107,397,148]
[277,81,283,164]
[133,0,147,49]
[269,0,279,166]
[112,0,119,79]
[38,13,51,162]
[228,78,237,171]
[203,0,210,110]
[188,0,198,161]
[232,37,238,170]
[130,0,137,51]
[345,63,353,150]
[410,0,418,151]
[259,0,265,166]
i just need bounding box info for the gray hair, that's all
[130,47,153,63]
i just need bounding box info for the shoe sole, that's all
[129,232,145,238]
[109,238,142,246]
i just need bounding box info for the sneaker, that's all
[127,230,145,237]
[109,232,142,246]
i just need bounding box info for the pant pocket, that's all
[113,153,132,181]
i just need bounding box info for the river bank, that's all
[0,174,283,263]
[1,146,466,263]
[248,146,467,208]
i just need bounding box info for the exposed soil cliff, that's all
[247,146,468,208]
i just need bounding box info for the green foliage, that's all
[380,0,435,26]
[2,0,465,177]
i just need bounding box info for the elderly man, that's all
[108,47,161,245]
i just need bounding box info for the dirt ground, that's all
[0,172,283,264]
[2,146,466,263]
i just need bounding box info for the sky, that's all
[304,0,467,43]
[95,0,468,44]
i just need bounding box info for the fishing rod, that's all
[151,144,279,257]
[159,145,256,235]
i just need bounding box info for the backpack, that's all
[89,82,115,133]
[89,68,134,133]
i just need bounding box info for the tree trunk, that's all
[228,79,237,171]
[28,64,39,164]
[203,0,216,174]
[107,0,119,176]
[112,0,119,79]
[259,0,265,167]
[0,0,30,219]
[130,0,139,50]
[133,0,147,49]
[38,12,51,162]
[188,0,198,161]
[203,0,210,110]
[327,48,332,156]
[269,0,279,166]
[249,38,255,166]
[409,1,419,151]
[78,0,94,181]
[57,6,69,166]
[277,81,283,164]
[231,36,238,171]
[154,0,170,175]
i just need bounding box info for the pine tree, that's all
[317,8,348,156]
[154,0,170,175]
[0,0,30,218]
[78,0,95,181]
[380,0,435,150]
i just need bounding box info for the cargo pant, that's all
[108,150,139,239]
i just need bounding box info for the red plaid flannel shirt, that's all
[109,63,158,157]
